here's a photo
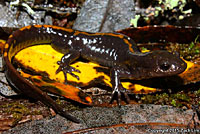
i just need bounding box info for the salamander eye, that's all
[160,62,171,71]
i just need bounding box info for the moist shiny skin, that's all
[4,25,187,103]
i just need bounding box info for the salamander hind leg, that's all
[56,51,81,84]
[110,66,132,105]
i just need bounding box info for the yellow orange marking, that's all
[0,40,6,53]
[141,49,150,53]
[20,72,92,105]
[33,25,42,28]
[9,35,13,38]
[20,25,73,33]
[19,25,125,42]
[73,31,81,36]
[0,39,6,43]
[43,25,74,33]
[182,60,194,72]
[4,43,9,49]
[105,33,124,38]
[19,25,32,31]
[13,40,16,44]
[134,84,156,92]
[4,52,7,57]
[123,39,134,53]
[85,96,92,103]
[73,30,124,39]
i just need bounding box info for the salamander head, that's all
[129,50,187,79]
[145,50,187,77]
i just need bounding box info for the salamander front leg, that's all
[110,66,131,105]
[56,51,81,84]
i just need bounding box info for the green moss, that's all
[171,93,190,102]
[131,0,190,26]
[163,0,186,10]
[167,36,200,61]
[141,93,170,104]
[12,113,23,126]
[130,15,140,27]
[0,100,44,125]
[56,97,62,105]
[171,99,177,107]
[140,47,148,51]
[3,102,29,115]
[195,89,200,96]
[170,93,189,107]
[141,91,190,108]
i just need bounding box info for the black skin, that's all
[10,25,187,104]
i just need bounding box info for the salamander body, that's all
[3,25,187,121]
